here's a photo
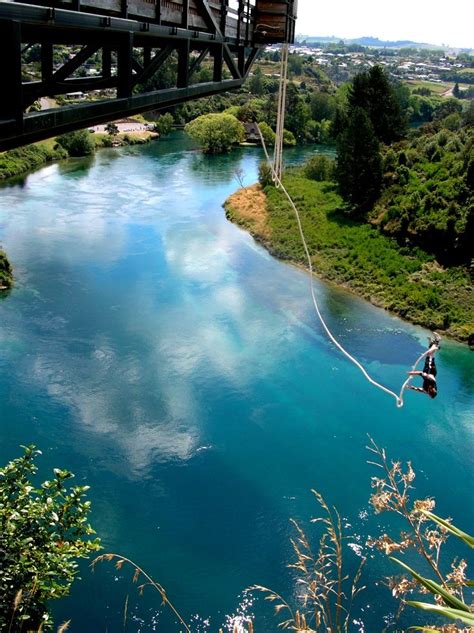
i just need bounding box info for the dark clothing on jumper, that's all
[422,355,437,392]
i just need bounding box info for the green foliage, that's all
[56,129,95,157]
[153,112,174,136]
[304,155,335,181]
[184,113,245,154]
[258,121,276,147]
[287,53,304,76]
[375,126,473,266]
[234,172,471,340]
[248,66,266,96]
[0,143,68,180]
[284,84,311,140]
[105,122,119,136]
[347,65,407,143]
[310,91,337,122]
[0,249,13,288]
[282,129,297,146]
[336,107,382,213]
[258,161,274,188]
[0,446,101,630]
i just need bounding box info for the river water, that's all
[0,134,472,632]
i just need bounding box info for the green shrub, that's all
[0,249,13,288]
[0,143,67,180]
[0,446,100,630]
[282,129,296,146]
[56,129,95,156]
[304,155,335,181]
[258,121,276,147]
[154,112,174,136]
[258,161,274,188]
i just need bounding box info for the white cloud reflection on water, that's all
[2,145,473,488]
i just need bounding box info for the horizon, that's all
[295,33,474,51]
[295,0,474,50]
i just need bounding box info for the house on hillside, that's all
[243,122,260,142]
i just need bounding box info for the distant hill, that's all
[297,35,456,50]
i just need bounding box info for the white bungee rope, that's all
[255,44,438,408]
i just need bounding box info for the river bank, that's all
[0,130,157,181]
[225,180,473,344]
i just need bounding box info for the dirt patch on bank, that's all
[225,184,271,239]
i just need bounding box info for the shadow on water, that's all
[189,148,248,183]
[0,174,29,189]
[57,154,96,177]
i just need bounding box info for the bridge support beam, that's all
[0,0,272,151]
[0,20,23,131]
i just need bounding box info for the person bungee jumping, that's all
[407,333,441,399]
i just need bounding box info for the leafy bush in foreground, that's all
[0,446,101,630]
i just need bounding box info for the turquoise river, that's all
[0,134,473,632]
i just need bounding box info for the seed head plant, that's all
[249,491,366,632]
[366,436,474,632]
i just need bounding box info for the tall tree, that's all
[249,66,265,96]
[336,107,382,213]
[348,65,406,144]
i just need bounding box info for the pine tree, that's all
[348,65,406,144]
[336,107,382,213]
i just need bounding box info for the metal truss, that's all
[0,0,264,150]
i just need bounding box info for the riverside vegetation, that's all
[3,442,472,632]
[226,66,473,343]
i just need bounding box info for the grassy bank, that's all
[0,131,157,181]
[225,178,473,342]
[0,140,68,180]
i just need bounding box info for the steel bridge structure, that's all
[0,0,297,150]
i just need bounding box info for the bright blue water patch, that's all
[0,134,472,632]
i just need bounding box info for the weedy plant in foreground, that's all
[93,441,473,633]
[366,437,474,632]
[249,491,366,632]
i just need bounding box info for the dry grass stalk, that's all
[57,620,71,633]
[92,553,190,633]
[225,185,271,239]
[249,491,366,632]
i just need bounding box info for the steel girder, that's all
[0,0,262,150]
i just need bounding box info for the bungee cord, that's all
[255,44,436,408]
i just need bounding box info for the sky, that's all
[296,0,474,49]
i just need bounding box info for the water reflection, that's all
[0,134,472,632]
[57,154,96,176]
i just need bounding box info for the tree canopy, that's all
[56,129,95,156]
[184,113,245,153]
[348,65,407,144]
[336,107,382,212]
